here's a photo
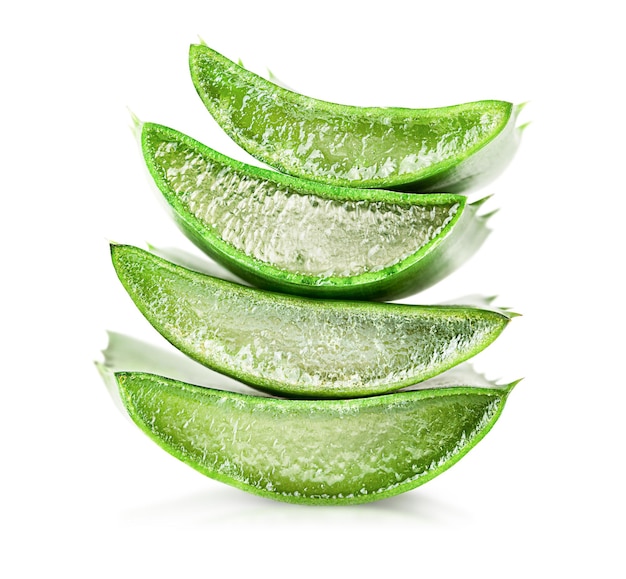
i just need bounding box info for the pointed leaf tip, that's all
[471,194,494,209]
[505,378,523,394]
[471,195,498,222]
[515,101,530,115]
[127,108,143,139]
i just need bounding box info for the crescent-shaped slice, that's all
[141,122,492,300]
[103,368,517,505]
[189,43,523,193]
[111,244,512,398]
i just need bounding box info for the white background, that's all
[2,1,624,577]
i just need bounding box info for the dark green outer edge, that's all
[114,370,516,505]
[141,122,477,300]
[111,244,511,398]
[189,44,514,190]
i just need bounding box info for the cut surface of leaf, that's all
[141,122,491,300]
[106,369,516,505]
[189,43,522,192]
[111,244,512,398]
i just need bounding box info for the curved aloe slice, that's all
[103,368,516,505]
[189,43,523,192]
[111,244,512,398]
[141,122,492,300]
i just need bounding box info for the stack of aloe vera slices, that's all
[100,42,524,505]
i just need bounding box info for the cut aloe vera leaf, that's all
[102,367,517,505]
[189,43,523,193]
[111,244,512,398]
[141,122,492,300]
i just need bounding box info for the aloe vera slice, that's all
[111,244,512,398]
[141,122,492,300]
[102,367,516,505]
[189,43,523,192]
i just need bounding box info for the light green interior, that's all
[192,47,508,185]
[114,247,506,395]
[150,135,459,278]
[120,374,502,500]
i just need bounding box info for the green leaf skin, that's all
[106,369,516,505]
[189,43,523,193]
[110,244,512,398]
[141,122,492,301]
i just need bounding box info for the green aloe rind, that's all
[141,122,492,300]
[189,43,523,193]
[111,244,512,398]
[101,366,517,505]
